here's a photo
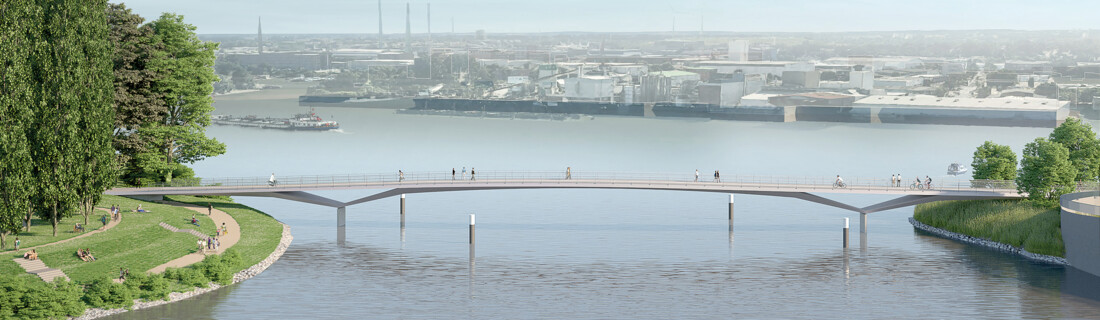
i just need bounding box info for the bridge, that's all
[106,171,1022,242]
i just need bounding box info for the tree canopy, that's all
[1048,117,1100,181]
[1017,138,1077,202]
[971,141,1017,180]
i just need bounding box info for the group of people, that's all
[216,222,229,236]
[119,268,130,281]
[451,167,476,180]
[73,223,85,233]
[693,169,722,182]
[77,248,96,262]
[108,204,122,220]
[22,249,37,260]
[890,174,933,189]
[203,236,220,251]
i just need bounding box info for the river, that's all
[108,82,1100,319]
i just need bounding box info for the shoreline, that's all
[908,217,1066,265]
[73,222,293,320]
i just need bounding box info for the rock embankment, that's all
[74,223,293,320]
[909,217,1066,265]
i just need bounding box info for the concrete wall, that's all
[1061,192,1100,278]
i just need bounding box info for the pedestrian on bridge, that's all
[462,167,467,179]
[897,174,902,187]
[714,170,721,183]
[566,167,572,180]
[695,169,699,182]
[399,170,405,182]
[891,174,897,187]
[471,168,476,180]
[452,168,456,180]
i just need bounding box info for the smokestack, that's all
[405,2,411,53]
[428,3,432,79]
[258,16,263,55]
[378,0,383,44]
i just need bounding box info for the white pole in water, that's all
[469,214,476,245]
[400,194,406,228]
[728,194,735,231]
[843,217,850,249]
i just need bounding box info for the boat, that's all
[947,162,968,176]
[211,111,339,131]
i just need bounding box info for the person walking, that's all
[14,237,19,250]
[566,167,572,180]
[695,169,699,182]
[470,168,476,180]
[897,174,902,187]
[891,174,897,187]
[208,203,213,215]
[452,168,456,180]
[462,167,467,179]
[399,170,405,182]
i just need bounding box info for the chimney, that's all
[257,16,263,55]
[405,2,411,53]
[378,0,383,44]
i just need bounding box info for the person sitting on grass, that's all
[77,249,95,262]
[191,217,200,226]
[23,249,37,260]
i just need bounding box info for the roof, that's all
[854,95,1067,111]
[691,61,805,67]
[651,70,700,78]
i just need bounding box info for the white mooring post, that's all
[469,214,476,245]
[843,217,850,249]
[400,194,406,228]
[728,194,735,231]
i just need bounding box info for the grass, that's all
[1,194,283,284]
[166,195,283,271]
[913,199,1064,257]
[0,211,108,252]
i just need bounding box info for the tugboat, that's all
[212,110,339,131]
[947,162,968,176]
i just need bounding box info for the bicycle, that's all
[910,182,924,190]
[833,181,847,188]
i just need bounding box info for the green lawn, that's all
[166,195,283,271]
[0,211,108,252]
[1,194,284,284]
[913,199,1064,257]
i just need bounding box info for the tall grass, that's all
[913,199,1064,257]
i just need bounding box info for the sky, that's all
[117,0,1100,34]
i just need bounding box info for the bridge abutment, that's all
[337,206,347,245]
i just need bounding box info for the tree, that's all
[1017,138,1077,202]
[108,3,166,186]
[136,13,225,183]
[0,0,39,247]
[1049,117,1100,181]
[971,141,1017,180]
[28,0,114,235]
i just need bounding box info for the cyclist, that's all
[268,173,277,186]
[835,175,845,188]
[925,176,933,189]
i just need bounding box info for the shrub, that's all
[164,267,209,288]
[82,277,135,309]
[195,250,243,285]
[18,278,86,319]
[139,273,171,301]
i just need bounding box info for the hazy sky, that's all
[118,0,1099,34]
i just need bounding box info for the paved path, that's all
[10,208,121,282]
[147,202,240,274]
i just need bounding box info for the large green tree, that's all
[1048,117,1100,181]
[971,141,1017,181]
[1017,138,1077,202]
[28,0,114,235]
[108,3,166,185]
[133,13,225,184]
[0,0,39,247]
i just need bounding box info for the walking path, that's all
[147,202,240,274]
[10,208,120,282]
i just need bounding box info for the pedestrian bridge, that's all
[106,171,1021,214]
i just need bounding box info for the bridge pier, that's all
[400,194,406,228]
[728,195,735,231]
[860,212,868,234]
[337,206,346,245]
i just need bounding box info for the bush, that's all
[18,278,86,319]
[82,277,135,309]
[164,267,210,288]
[139,273,171,301]
[194,250,242,285]
[0,275,29,318]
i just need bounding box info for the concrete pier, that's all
[860,212,868,234]
[337,206,346,245]
[400,194,406,228]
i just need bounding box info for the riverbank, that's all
[912,199,1066,263]
[74,223,292,319]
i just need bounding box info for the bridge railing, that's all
[140,171,1028,193]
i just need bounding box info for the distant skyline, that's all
[119,0,1100,35]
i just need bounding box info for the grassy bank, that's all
[0,194,286,318]
[913,199,1064,257]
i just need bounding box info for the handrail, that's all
[111,171,1078,194]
